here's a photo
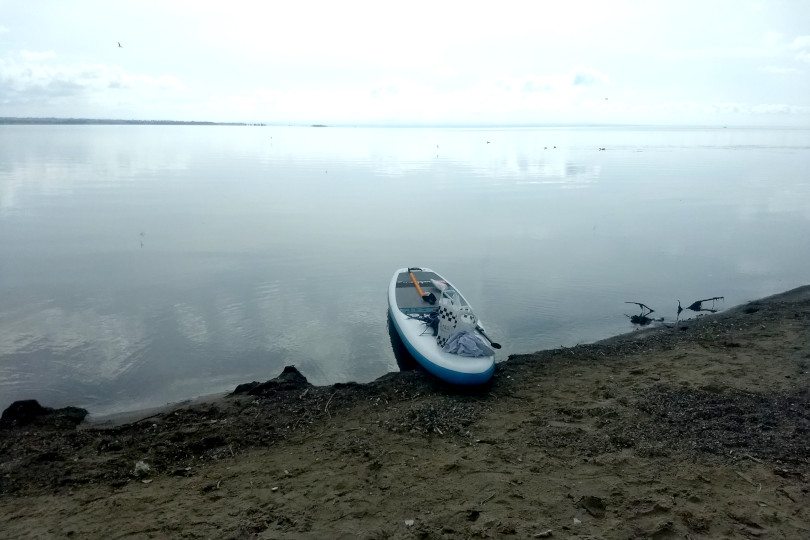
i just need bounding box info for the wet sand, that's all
[1,286,809,539]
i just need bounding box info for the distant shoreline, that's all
[3,118,806,129]
[0,117,261,126]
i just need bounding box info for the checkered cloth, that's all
[436,298,477,348]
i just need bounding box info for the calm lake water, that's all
[1,125,809,416]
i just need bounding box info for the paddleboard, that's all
[387,267,496,385]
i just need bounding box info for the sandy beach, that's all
[1,285,808,539]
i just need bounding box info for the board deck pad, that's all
[394,270,470,312]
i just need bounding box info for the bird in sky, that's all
[118,42,122,48]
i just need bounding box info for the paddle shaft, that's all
[409,272,426,297]
[476,326,502,349]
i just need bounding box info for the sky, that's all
[1,0,810,126]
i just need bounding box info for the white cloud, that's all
[759,65,800,74]
[791,36,810,50]
[761,32,784,49]
[188,66,615,124]
[0,55,184,105]
[792,35,810,63]
[750,103,810,115]
[20,50,55,60]
[659,31,800,62]
[181,61,810,126]
[472,68,609,97]
[2,2,808,126]
[571,67,610,87]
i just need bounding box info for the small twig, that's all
[735,471,757,487]
[479,492,496,506]
[743,453,763,464]
[216,479,222,489]
[325,392,336,418]
[328,512,349,524]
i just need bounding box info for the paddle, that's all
[409,272,436,304]
[475,326,502,349]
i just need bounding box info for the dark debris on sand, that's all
[0,366,486,495]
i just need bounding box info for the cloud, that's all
[473,67,609,96]
[791,36,810,50]
[749,103,810,115]
[661,31,796,61]
[792,35,810,63]
[761,32,784,49]
[191,66,614,124]
[20,50,56,60]
[208,67,609,124]
[759,65,800,74]
[191,63,810,126]
[572,67,610,87]
[0,54,184,105]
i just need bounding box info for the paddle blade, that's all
[475,327,502,349]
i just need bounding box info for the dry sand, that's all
[1,286,809,539]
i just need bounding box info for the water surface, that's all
[1,125,808,415]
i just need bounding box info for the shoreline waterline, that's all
[2,282,808,537]
[26,283,806,428]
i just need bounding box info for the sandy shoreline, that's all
[2,285,809,538]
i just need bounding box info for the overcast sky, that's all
[1,0,809,125]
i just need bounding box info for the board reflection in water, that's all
[387,313,420,373]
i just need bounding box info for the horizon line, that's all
[1,116,806,130]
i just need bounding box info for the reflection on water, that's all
[1,125,809,415]
[386,313,419,373]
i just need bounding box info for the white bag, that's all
[436,289,477,348]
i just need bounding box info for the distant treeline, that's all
[0,117,264,126]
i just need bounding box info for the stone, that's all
[0,400,88,429]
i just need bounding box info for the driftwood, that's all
[678,296,724,319]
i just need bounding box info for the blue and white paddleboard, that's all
[388,267,496,385]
